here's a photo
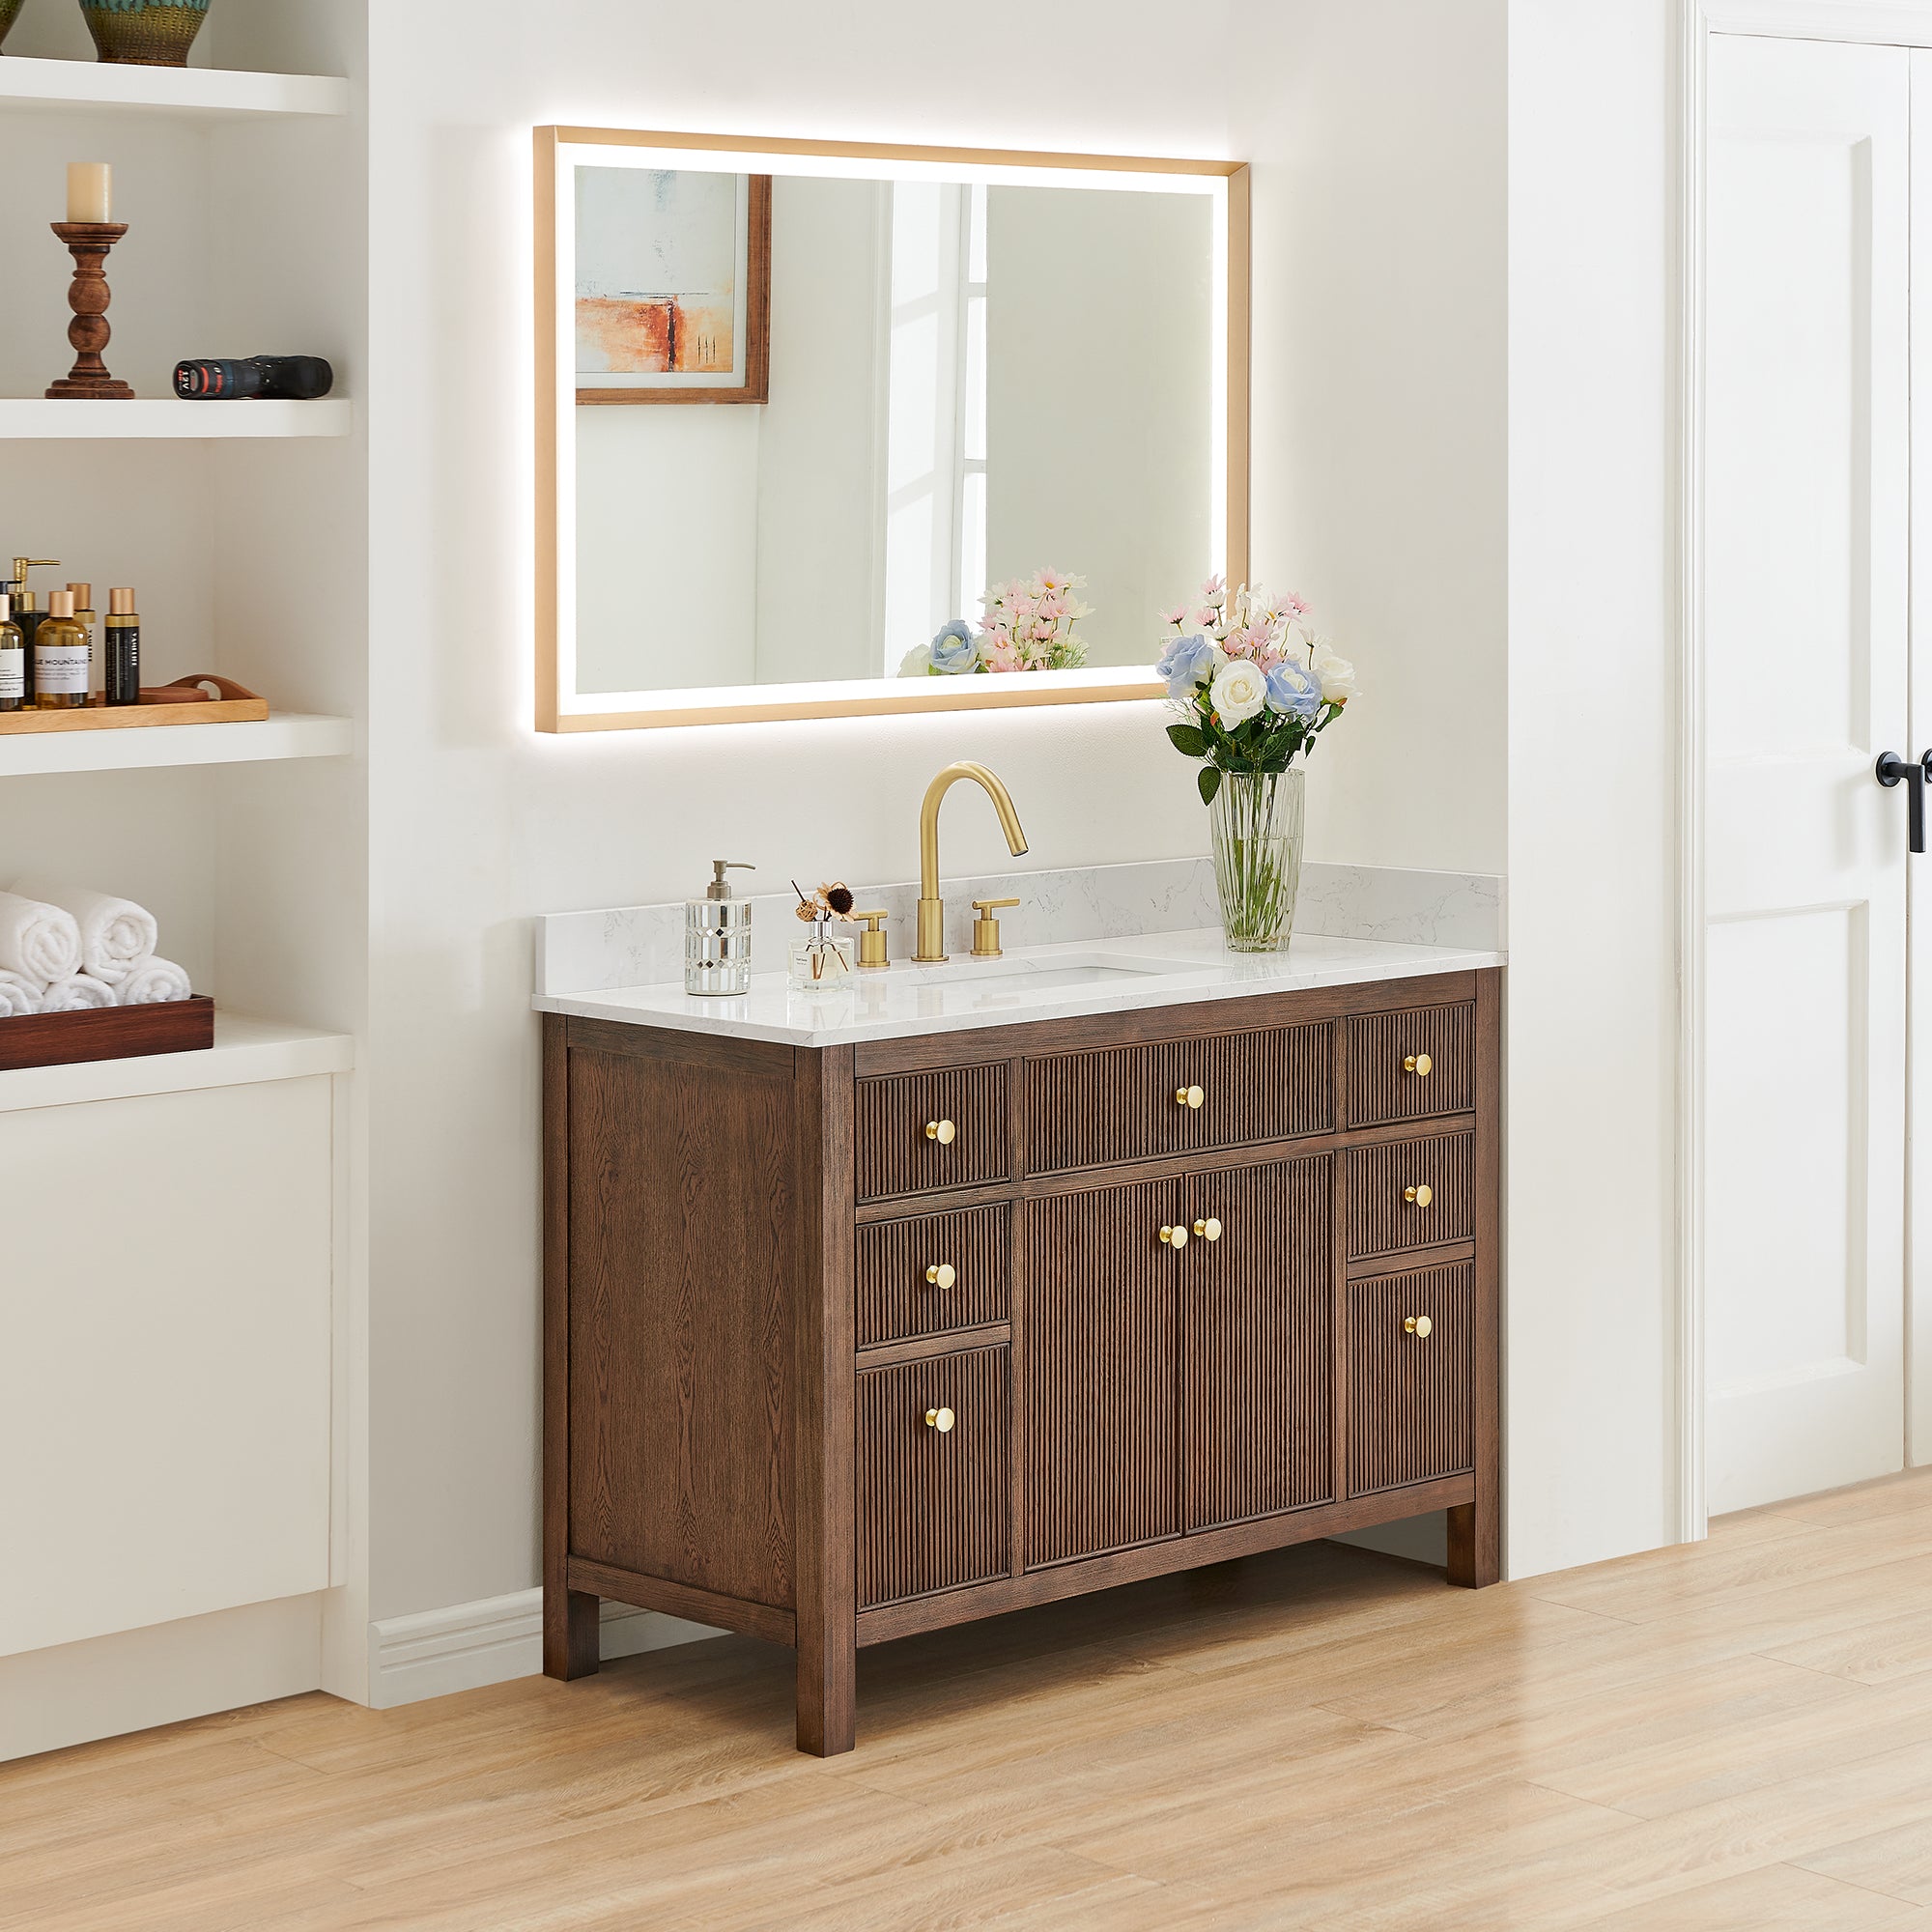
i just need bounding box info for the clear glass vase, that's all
[1208,767,1305,953]
[787,932,856,991]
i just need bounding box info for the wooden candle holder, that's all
[46,221,134,401]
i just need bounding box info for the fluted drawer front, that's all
[1026,1023,1332,1175]
[1348,1264,1474,1494]
[1347,1004,1475,1128]
[857,1204,1010,1349]
[1347,1131,1474,1260]
[856,1063,1010,1202]
[858,1346,1010,1608]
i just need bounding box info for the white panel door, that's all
[1704,34,1910,1514]
[0,1077,334,1658]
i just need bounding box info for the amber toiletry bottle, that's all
[34,591,89,710]
[0,596,23,713]
[66,583,97,696]
[105,587,139,706]
[10,558,59,704]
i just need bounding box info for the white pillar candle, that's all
[66,162,112,224]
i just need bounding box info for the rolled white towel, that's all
[40,974,118,1012]
[9,877,158,986]
[0,892,81,984]
[116,957,192,1007]
[0,969,40,1017]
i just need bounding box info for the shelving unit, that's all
[0,57,351,120]
[0,712,352,777]
[0,398,352,439]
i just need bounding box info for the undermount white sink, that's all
[906,952,1198,992]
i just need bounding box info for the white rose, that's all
[897,642,933,677]
[1314,646,1358,704]
[1209,658,1267,725]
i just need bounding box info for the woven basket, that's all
[81,0,211,66]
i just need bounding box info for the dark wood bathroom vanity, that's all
[543,967,1501,1754]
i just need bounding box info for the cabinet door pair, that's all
[1024,1153,1333,1569]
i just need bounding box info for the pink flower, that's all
[1159,605,1186,627]
[1190,607,1220,631]
[1200,574,1227,607]
[982,639,1023,672]
[1280,591,1311,623]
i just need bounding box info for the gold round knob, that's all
[1159,1224,1190,1249]
[1193,1217,1223,1242]
[924,1263,956,1290]
[1405,1053,1434,1077]
[1405,1183,1435,1208]
[1174,1085,1205,1110]
[924,1119,956,1145]
[924,1406,955,1433]
[1405,1315,1434,1339]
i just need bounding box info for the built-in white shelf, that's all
[0,57,350,120]
[0,712,353,778]
[0,1013,354,1116]
[0,399,352,440]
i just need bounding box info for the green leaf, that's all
[1198,766,1223,807]
[1166,723,1210,757]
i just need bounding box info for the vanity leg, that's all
[1446,1500,1500,1589]
[795,1620,857,1757]
[544,1585,600,1679]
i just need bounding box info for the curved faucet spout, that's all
[916,762,1029,963]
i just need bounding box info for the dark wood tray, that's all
[0,995,213,1072]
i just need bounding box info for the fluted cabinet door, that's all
[1023,1179,1184,1568]
[1183,1154,1333,1532]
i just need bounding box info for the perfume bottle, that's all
[0,596,23,713]
[9,558,59,704]
[685,860,754,996]
[104,586,139,706]
[34,591,89,710]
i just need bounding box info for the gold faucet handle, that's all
[970,897,1020,960]
[853,909,890,970]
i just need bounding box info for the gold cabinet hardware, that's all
[854,909,890,970]
[1159,1223,1190,1249]
[1404,1052,1434,1076]
[924,1406,955,1433]
[924,1263,956,1290]
[970,896,1020,959]
[1404,1183,1435,1208]
[1405,1315,1435,1339]
[1193,1217,1223,1242]
[924,1119,956,1145]
[1174,1085,1205,1110]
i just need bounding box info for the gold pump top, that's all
[705,860,754,901]
[11,558,58,609]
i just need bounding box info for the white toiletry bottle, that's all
[685,860,754,996]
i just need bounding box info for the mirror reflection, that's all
[563,158,1223,701]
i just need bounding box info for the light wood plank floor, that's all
[12,1472,1932,1930]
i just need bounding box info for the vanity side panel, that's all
[565,1021,798,1611]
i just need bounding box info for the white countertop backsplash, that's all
[534,858,1504,1000]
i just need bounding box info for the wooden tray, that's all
[0,995,213,1071]
[0,675,269,735]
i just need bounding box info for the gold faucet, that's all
[916,762,1029,962]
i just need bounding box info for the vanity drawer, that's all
[1347,1004,1475,1128]
[1026,1023,1332,1175]
[857,1204,1011,1349]
[858,1344,1010,1608]
[1346,1130,1474,1259]
[855,1063,1011,1202]
[1348,1263,1474,1494]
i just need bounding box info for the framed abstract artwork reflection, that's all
[573,165,772,405]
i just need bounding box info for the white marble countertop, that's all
[533,925,1506,1050]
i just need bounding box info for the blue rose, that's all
[1265,658,1322,721]
[1157,632,1217,701]
[929,619,980,675]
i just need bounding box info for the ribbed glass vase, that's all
[1208,767,1305,953]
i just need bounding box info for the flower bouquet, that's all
[898,569,1092,676]
[1156,577,1358,952]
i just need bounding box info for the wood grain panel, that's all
[1026,1023,1331,1175]
[1346,1130,1474,1260]
[1024,1178,1182,1567]
[1184,1153,1333,1531]
[1346,1003,1474,1128]
[566,1038,795,1609]
[855,1062,1009,1202]
[1348,1264,1475,1494]
[857,1204,1010,1349]
[858,1345,1010,1608]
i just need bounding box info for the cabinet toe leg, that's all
[1446,1499,1500,1589]
[795,1634,857,1757]
[544,1585,600,1680]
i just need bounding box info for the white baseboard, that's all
[368,1588,720,1710]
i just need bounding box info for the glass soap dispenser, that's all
[685,860,754,996]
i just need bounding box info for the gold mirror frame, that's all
[534,127,1251,733]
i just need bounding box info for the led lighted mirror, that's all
[535,128,1249,731]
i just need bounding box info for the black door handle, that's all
[1876,752,1932,853]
